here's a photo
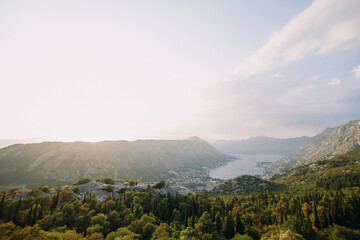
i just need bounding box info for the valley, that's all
[1,120,360,240]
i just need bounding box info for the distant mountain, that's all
[212,136,312,155]
[210,175,283,195]
[0,137,231,188]
[294,120,360,166]
[0,138,52,149]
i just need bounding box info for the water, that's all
[210,154,282,179]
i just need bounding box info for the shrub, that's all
[72,187,80,194]
[40,185,50,193]
[118,187,127,194]
[153,180,166,189]
[101,177,114,185]
[128,179,136,186]
[103,185,113,192]
[76,178,92,185]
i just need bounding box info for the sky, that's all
[0,0,359,141]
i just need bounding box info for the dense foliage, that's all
[1,184,360,239]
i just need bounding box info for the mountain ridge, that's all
[0,137,232,188]
[212,136,312,155]
[294,120,360,166]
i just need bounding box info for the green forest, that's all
[1,185,360,239]
[1,148,360,240]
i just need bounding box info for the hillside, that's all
[213,136,311,155]
[294,120,360,166]
[0,137,231,188]
[272,148,360,191]
[210,175,283,195]
[2,176,360,240]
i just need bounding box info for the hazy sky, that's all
[1,0,359,141]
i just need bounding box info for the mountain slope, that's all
[0,137,231,188]
[212,136,311,155]
[272,148,360,191]
[294,120,360,166]
[210,175,283,195]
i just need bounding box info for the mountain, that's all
[272,148,360,191]
[212,136,312,155]
[0,137,52,149]
[210,175,283,195]
[294,120,360,166]
[0,137,231,189]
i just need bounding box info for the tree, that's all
[313,204,320,229]
[231,234,253,240]
[282,217,316,240]
[235,213,244,234]
[245,226,261,240]
[153,223,173,239]
[142,222,156,240]
[153,180,166,189]
[223,212,235,239]
[88,232,104,240]
[196,211,216,235]
[215,213,223,233]
[0,193,5,219]
[179,227,199,240]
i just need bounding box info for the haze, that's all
[1,0,360,142]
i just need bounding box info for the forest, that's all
[1,182,360,240]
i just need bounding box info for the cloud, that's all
[328,78,342,86]
[200,0,360,139]
[234,0,360,77]
[311,75,320,81]
[353,64,360,77]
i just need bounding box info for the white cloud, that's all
[234,0,360,77]
[353,64,360,77]
[328,78,342,86]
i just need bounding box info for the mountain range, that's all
[212,136,312,155]
[0,136,231,188]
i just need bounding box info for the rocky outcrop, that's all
[294,120,360,166]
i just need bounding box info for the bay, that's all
[210,153,282,179]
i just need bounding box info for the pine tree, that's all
[323,209,329,229]
[0,193,5,219]
[215,213,222,233]
[83,193,87,204]
[26,205,33,226]
[327,199,332,226]
[32,204,38,225]
[313,204,320,229]
[12,197,22,223]
[223,212,235,240]
[51,190,60,211]
[235,213,244,234]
